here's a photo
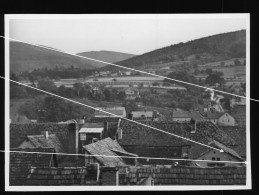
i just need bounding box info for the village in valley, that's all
[8,18,247,187]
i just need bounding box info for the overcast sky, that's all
[8,14,248,55]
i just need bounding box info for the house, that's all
[172,111,192,122]
[117,120,236,165]
[9,147,57,186]
[94,107,126,118]
[131,111,154,120]
[189,111,204,122]
[123,87,140,100]
[10,122,80,163]
[83,137,138,166]
[79,123,105,151]
[18,131,65,159]
[86,117,122,140]
[189,138,244,168]
[205,112,236,126]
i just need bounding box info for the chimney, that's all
[68,122,79,159]
[41,131,49,139]
[128,113,133,120]
[116,128,123,140]
[190,119,196,133]
[79,115,86,125]
[104,121,109,132]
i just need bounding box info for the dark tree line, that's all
[14,66,96,81]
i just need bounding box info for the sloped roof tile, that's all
[119,166,246,185]
[83,138,131,167]
[10,147,55,186]
[26,134,65,154]
[189,139,244,161]
[118,121,235,147]
[27,165,99,186]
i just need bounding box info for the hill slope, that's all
[77,50,136,68]
[10,42,96,74]
[106,30,246,70]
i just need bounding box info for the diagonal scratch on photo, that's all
[5,14,250,190]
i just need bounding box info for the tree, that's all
[18,95,46,120]
[73,82,84,98]
[10,85,28,99]
[234,59,242,66]
[221,98,231,112]
[28,74,37,85]
[123,100,138,114]
[117,91,126,101]
[162,82,171,87]
[103,89,112,101]
[152,82,160,86]
[165,71,197,89]
[241,83,246,93]
[135,96,141,103]
[205,68,213,75]
[37,77,57,93]
[205,72,224,86]
[194,68,200,75]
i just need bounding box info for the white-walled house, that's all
[205,112,236,126]
[190,139,244,168]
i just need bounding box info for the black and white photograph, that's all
[4,14,250,191]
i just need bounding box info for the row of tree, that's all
[12,66,95,83]
[18,95,94,122]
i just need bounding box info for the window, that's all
[207,162,216,167]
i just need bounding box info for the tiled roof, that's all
[79,128,104,133]
[83,137,132,167]
[10,147,55,186]
[119,166,246,185]
[79,123,104,133]
[205,112,223,119]
[87,117,121,123]
[27,165,99,186]
[85,118,121,140]
[172,111,192,118]
[25,134,65,154]
[10,123,71,151]
[188,137,214,160]
[189,139,244,161]
[211,140,244,161]
[132,111,153,118]
[231,105,246,127]
[190,111,204,121]
[219,126,246,158]
[94,107,126,117]
[118,121,236,147]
